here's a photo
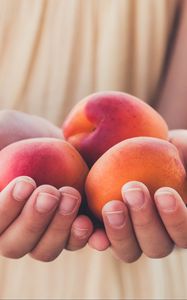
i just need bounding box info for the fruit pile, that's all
[1,92,187,222]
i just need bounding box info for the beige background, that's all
[0,0,187,299]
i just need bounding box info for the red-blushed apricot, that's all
[0,138,88,194]
[63,91,168,166]
[85,137,187,220]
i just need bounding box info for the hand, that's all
[88,130,187,262]
[0,176,94,261]
[0,110,94,261]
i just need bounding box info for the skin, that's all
[88,130,187,261]
[85,137,187,220]
[0,110,187,263]
[88,0,187,260]
[0,1,187,263]
[0,111,94,261]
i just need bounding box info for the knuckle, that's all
[0,207,10,221]
[124,252,142,263]
[66,241,87,251]
[145,246,173,259]
[133,218,153,230]
[110,232,128,243]
[52,221,72,233]
[30,251,59,262]
[0,247,24,259]
[26,220,44,234]
[112,249,142,263]
[168,219,186,232]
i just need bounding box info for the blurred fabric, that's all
[0,0,187,299]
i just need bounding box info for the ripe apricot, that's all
[0,138,88,194]
[63,92,168,166]
[85,137,187,220]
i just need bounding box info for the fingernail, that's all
[13,179,36,202]
[72,227,89,239]
[106,211,126,228]
[155,192,176,212]
[35,193,59,213]
[123,187,145,210]
[59,193,78,215]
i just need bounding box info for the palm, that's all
[89,130,187,261]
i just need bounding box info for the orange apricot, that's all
[85,137,187,220]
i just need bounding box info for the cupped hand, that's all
[89,129,187,262]
[0,110,95,261]
[89,181,187,262]
[0,177,93,262]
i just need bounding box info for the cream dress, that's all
[0,0,186,299]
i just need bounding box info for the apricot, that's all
[0,138,88,194]
[63,91,168,166]
[85,137,187,220]
[0,110,62,150]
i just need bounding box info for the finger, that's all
[30,187,82,262]
[102,200,142,263]
[169,130,187,165]
[88,228,110,251]
[155,187,187,248]
[122,181,174,258]
[0,185,60,258]
[66,215,93,251]
[0,176,36,233]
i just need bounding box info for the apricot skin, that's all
[63,92,168,166]
[0,138,88,194]
[85,137,187,220]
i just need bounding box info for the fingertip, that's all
[88,229,110,251]
[12,178,37,202]
[102,200,126,214]
[66,215,94,251]
[5,176,36,191]
[72,215,94,234]
[121,181,149,197]
[15,176,36,186]
[154,187,182,213]
[59,186,81,201]
[58,187,82,215]
[4,176,36,202]
[155,187,180,198]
